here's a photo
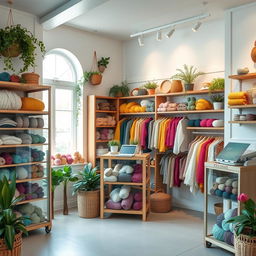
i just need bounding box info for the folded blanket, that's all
[228,92,247,99]
[106,200,122,210]
[0,118,17,127]
[133,201,142,210]
[228,99,247,105]
[0,135,22,145]
[121,193,134,210]
[117,173,132,182]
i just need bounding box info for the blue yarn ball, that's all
[23,215,32,226]
[230,194,237,202]
[0,72,10,81]
[194,119,201,127]
[229,223,235,233]
[222,219,230,231]
[188,120,195,127]
[212,224,225,241]
[224,231,234,245]
[215,189,223,197]
[224,209,233,220]
[223,191,231,199]
[216,213,225,228]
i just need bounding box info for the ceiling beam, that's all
[40,0,109,30]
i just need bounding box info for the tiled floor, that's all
[22,208,233,256]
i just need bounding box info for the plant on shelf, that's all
[109,81,130,97]
[211,94,224,110]
[72,163,100,218]
[108,140,120,153]
[171,64,204,91]
[209,78,225,91]
[0,24,46,73]
[227,194,256,256]
[98,57,110,73]
[0,176,27,254]
[143,81,158,95]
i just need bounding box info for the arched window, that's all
[43,49,83,155]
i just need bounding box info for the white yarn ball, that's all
[0,90,21,110]
[16,167,28,179]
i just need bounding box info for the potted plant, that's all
[209,78,225,91]
[211,95,224,110]
[108,140,120,153]
[0,176,27,255]
[82,71,102,86]
[227,193,256,256]
[72,163,100,218]
[109,81,130,97]
[143,82,158,95]
[97,57,110,73]
[0,24,46,74]
[171,64,204,91]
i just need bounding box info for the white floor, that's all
[22,208,233,256]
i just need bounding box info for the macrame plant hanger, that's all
[89,51,102,85]
[7,0,14,27]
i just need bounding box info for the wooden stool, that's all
[150,192,172,213]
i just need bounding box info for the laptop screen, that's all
[216,142,250,162]
[119,145,137,154]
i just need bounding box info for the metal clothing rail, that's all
[192,131,224,135]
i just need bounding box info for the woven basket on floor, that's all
[150,192,172,213]
[0,232,22,256]
[235,234,256,256]
[77,190,100,218]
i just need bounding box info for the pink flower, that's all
[238,193,249,202]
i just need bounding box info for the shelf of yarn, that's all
[228,104,256,109]
[0,161,47,169]
[0,110,48,115]
[0,81,51,93]
[187,127,224,130]
[16,196,47,205]
[157,109,224,114]
[0,143,48,148]
[228,73,256,80]
[96,110,117,113]
[16,177,48,183]
[0,127,48,130]
[120,112,155,115]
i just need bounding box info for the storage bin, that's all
[150,192,172,213]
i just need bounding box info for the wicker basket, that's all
[170,80,183,93]
[77,190,100,218]
[0,232,22,256]
[235,234,256,256]
[214,203,223,216]
[90,74,102,86]
[150,192,172,213]
[21,72,40,84]
[1,43,21,58]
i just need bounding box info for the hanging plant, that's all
[0,24,46,73]
[97,57,110,73]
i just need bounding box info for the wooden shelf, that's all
[157,89,224,97]
[104,181,143,186]
[96,140,110,143]
[25,221,51,232]
[0,161,46,168]
[0,143,48,148]
[16,197,47,205]
[0,127,48,130]
[0,81,51,93]
[228,104,256,109]
[16,177,47,183]
[119,95,155,100]
[187,127,224,130]
[0,110,48,115]
[157,109,224,114]
[229,73,256,80]
[229,121,256,124]
[120,112,155,115]
[103,208,143,215]
[96,125,116,128]
[96,110,117,113]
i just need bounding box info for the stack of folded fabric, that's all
[228,92,248,105]
[157,102,178,112]
[0,118,17,128]
[0,135,22,145]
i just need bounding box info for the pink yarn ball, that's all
[54,159,61,165]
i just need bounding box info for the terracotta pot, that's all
[98,65,105,73]
[0,232,22,256]
[251,41,256,63]
[21,72,40,84]
[1,43,21,58]
[77,190,100,218]
[116,91,123,97]
[90,73,102,86]
[184,83,194,91]
[235,233,256,256]
[147,88,155,95]
[170,80,183,93]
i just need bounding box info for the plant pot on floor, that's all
[147,89,155,95]
[235,234,256,256]
[213,102,224,110]
[0,232,22,256]
[90,73,102,85]
[110,146,119,153]
[1,43,21,58]
[21,72,40,84]
[77,190,100,218]
[184,83,194,91]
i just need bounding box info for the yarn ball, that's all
[223,192,231,199]
[230,194,237,201]
[104,168,112,177]
[15,116,23,128]
[225,186,232,193]
[12,154,22,164]
[29,118,38,128]
[23,117,29,128]
[224,209,234,220]
[218,184,225,191]
[215,189,223,197]
[224,231,234,245]
[188,120,195,127]
[37,118,44,128]
[0,156,6,165]
[119,185,131,200]
[133,201,142,210]
[225,179,234,186]
[31,213,41,224]
[134,192,142,202]
[121,193,134,210]
[16,167,28,180]
[110,188,121,203]
[119,165,134,174]
[0,168,10,180]
[200,119,208,127]
[0,72,10,81]
[222,219,230,231]
[117,173,132,182]
[216,213,225,228]
[194,119,201,127]
[0,90,22,110]
[132,172,142,183]
[232,181,238,188]
[105,199,122,210]
[16,183,26,194]
[212,224,225,242]
[216,177,229,184]
[23,215,32,226]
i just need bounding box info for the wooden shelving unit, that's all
[228,73,256,80]
[187,127,224,130]
[157,109,224,115]
[100,153,150,221]
[0,82,52,233]
[120,112,155,115]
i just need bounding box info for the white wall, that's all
[123,18,225,212]
[225,2,256,144]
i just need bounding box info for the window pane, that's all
[55,132,72,154]
[43,54,55,80]
[55,89,73,110]
[55,111,72,133]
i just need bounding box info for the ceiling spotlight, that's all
[166,28,175,39]
[156,31,162,41]
[192,21,202,32]
[138,35,144,46]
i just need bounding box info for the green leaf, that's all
[4,225,15,250]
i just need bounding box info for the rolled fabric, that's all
[216,177,229,184]
[212,224,225,242]
[206,119,216,127]
[222,219,230,231]
[232,181,238,188]
[104,175,117,182]
[131,172,142,183]
[0,157,6,165]
[112,164,122,176]
[121,193,134,210]
[212,120,224,127]
[133,201,142,210]
[117,173,132,182]
[224,231,234,245]
[134,191,142,202]
[106,199,122,210]
[119,185,131,199]
[119,165,134,174]
[104,168,112,177]
[225,178,236,186]
[110,188,121,203]
[228,92,247,99]
[216,213,225,228]
[228,99,247,105]
[133,164,142,173]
